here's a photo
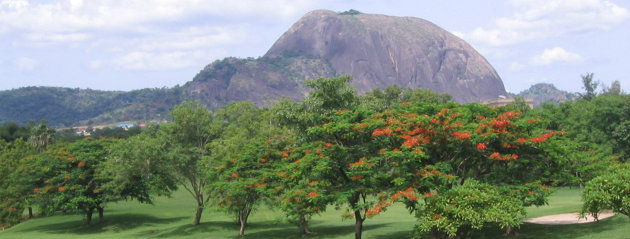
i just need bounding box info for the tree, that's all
[581,162,630,219]
[162,101,220,225]
[206,102,279,236]
[414,180,525,239]
[360,85,452,111]
[0,122,31,142]
[363,102,561,238]
[0,139,35,224]
[105,102,219,226]
[210,136,285,237]
[104,125,178,205]
[274,76,395,239]
[275,142,332,234]
[28,120,55,153]
[580,73,598,101]
[602,80,622,95]
[38,139,116,224]
[295,108,392,239]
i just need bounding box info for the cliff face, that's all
[264,10,507,103]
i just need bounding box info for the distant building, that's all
[481,96,534,109]
[117,123,135,130]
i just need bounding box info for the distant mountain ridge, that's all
[1,9,514,126]
[0,87,184,127]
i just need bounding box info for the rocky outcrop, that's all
[189,9,507,107]
[264,10,506,103]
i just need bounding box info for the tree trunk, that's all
[457,227,469,239]
[503,225,514,237]
[354,210,364,239]
[431,228,439,239]
[238,216,246,237]
[300,214,312,234]
[28,207,33,218]
[86,208,94,225]
[193,205,203,225]
[238,209,251,237]
[97,207,104,223]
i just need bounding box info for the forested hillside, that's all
[0,86,184,127]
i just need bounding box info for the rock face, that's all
[189,9,507,106]
[265,10,506,103]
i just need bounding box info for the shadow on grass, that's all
[242,222,390,239]
[150,221,239,238]
[17,213,187,235]
[153,220,392,239]
[468,215,629,239]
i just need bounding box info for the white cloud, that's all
[450,30,465,39]
[24,32,91,43]
[0,0,315,35]
[469,0,628,46]
[88,60,103,69]
[113,50,222,70]
[135,26,247,52]
[13,56,38,71]
[509,62,525,71]
[531,47,583,65]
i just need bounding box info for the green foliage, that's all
[580,73,598,101]
[0,139,35,224]
[205,101,280,236]
[414,180,525,239]
[339,9,362,15]
[0,122,32,142]
[581,162,630,219]
[105,125,177,204]
[360,85,452,111]
[526,93,630,186]
[210,136,286,237]
[193,58,237,84]
[162,101,220,225]
[90,126,141,139]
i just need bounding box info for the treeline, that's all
[1,75,628,239]
[0,86,184,127]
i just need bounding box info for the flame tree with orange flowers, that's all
[12,138,118,225]
[364,102,561,238]
[272,76,423,239]
[205,102,288,237]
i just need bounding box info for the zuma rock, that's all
[189,9,507,106]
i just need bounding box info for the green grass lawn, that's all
[1,187,628,238]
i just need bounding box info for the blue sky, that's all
[1,0,628,94]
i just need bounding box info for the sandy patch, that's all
[524,212,615,225]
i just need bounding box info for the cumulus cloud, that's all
[509,62,526,71]
[13,56,38,71]
[0,0,315,35]
[531,47,583,65]
[0,0,317,72]
[469,0,628,46]
[450,30,465,39]
[113,49,225,70]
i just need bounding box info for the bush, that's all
[581,162,630,219]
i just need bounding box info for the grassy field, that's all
[1,187,628,238]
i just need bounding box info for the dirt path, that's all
[524,212,615,225]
